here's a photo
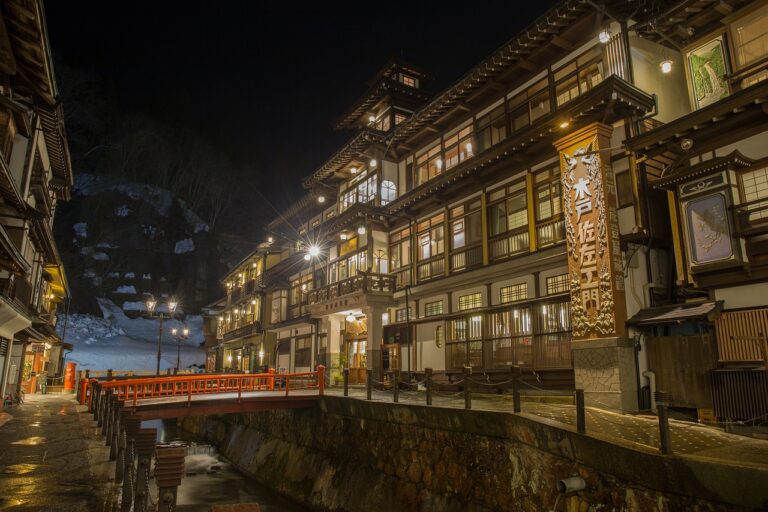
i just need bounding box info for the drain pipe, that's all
[643,370,657,411]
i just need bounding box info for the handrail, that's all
[80,367,325,409]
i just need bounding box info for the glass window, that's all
[424,300,444,317]
[443,126,474,170]
[500,283,528,304]
[395,112,408,125]
[508,78,550,134]
[476,105,507,154]
[295,336,312,367]
[381,180,397,205]
[554,46,604,107]
[616,171,633,208]
[730,4,768,87]
[487,180,530,260]
[545,274,569,295]
[396,307,412,323]
[740,164,768,222]
[390,226,411,269]
[416,144,442,186]
[458,292,482,311]
[417,213,445,261]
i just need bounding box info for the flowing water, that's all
[142,419,309,511]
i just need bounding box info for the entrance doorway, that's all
[342,313,367,384]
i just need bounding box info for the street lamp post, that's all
[146,298,178,376]
[171,327,189,373]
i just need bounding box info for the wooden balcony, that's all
[416,255,445,282]
[220,321,262,343]
[306,273,395,306]
[489,229,529,261]
[715,308,768,367]
[450,244,482,273]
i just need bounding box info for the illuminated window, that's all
[740,164,768,222]
[435,325,443,347]
[500,283,528,304]
[416,144,442,186]
[394,112,408,125]
[554,46,604,107]
[458,292,482,311]
[417,213,445,261]
[381,180,397,205]
[443,126,474,170]
[487,180,529,260]
[545,274,569,295]
[396,307,412,323]
[400,74,417,87]
[424,300,444,317]
[730,4,768,88]
[295,336,312,367]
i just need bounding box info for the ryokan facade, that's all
[210,0,768,421]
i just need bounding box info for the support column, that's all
[155,445,186,512]
[327,315,343,386]
[364,304,385,384]
[554,122,638,412]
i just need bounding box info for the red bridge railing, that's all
[80,366,325,408]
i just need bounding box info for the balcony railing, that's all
[715,308,768,366]
[447,333,572,371]
[536,216,566,247]
[489,229,529,261]
[220,321,262,343]
[733,198,768,237]
[392,267,411,289]
[416,255,445,282]
[306,273,396,306]
[450,244,483,272]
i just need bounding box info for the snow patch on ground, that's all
[122,301,146,312]
[115,285,137,294]
[174,238,195,254]
[92,252,109,261]
[115,205,131,217]
[73,222,87,238]
[60,299,204,371]
[125,272,136,279]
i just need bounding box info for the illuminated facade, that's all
[213,0,768,418]
[0,0,73,398]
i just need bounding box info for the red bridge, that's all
[80,367,325,420]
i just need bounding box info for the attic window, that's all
[400,74,418,88]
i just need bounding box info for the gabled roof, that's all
[653,151,754,190]
[334,58,434,130]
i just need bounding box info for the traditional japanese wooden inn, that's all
[0,0,73,399]
[209,0,768,423]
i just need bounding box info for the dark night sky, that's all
[45,1,558,220]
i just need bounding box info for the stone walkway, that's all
[0,394,114,511]
[327,387,768,468]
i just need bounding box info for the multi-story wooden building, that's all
[211,0,768,420]
[0,0,73,398]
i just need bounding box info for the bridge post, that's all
[121,436,136,512]
[105,394,117,443]
[512,366,521,413]
[98,389,110,430]
[366,369,373,400]
[107,369,113,381]
[576,389,586,434]
[425,368,433,406]
[133,428,157,512]
[343,367,349,396]
[91,383,100,416]
[317,365,325,396]
[110,400,124,460]
[393,369,400,403]
[463,366,472,410]
[155,445,186,512]
[269,368,275,391]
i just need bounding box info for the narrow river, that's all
[142,419,309,511]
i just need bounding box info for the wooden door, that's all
[646,334,718,409]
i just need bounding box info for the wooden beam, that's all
[551,35,573,50]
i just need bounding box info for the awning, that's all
[626,301,722,327]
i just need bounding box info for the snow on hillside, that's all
[59,298,205,372]
[174,238,194,254]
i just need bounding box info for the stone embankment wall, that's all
[179,398,767,512]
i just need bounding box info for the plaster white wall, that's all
[629,34,690,123]
[416,321,445,371]
[715,283,768,310]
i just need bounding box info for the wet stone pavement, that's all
[0,393,113,512]
[330,387,768,468]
